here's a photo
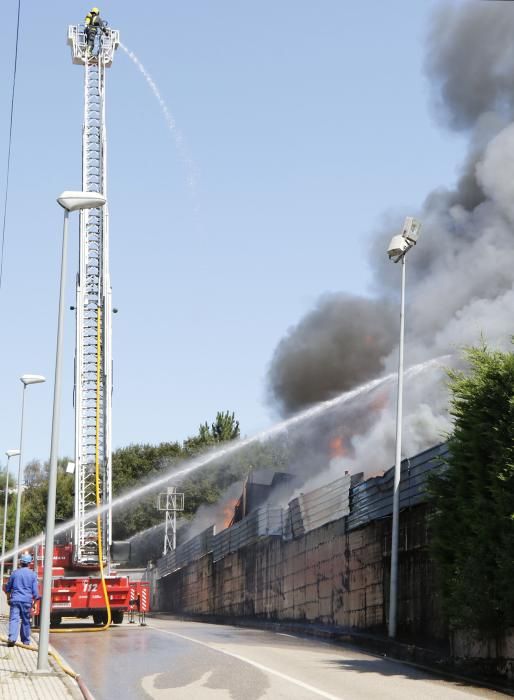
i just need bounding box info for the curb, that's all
[30,631,86,700]
[2,625,92,700]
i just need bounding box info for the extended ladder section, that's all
[68,25,119,568]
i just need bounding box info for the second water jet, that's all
[3,355,450,564]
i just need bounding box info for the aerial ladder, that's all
[33,17,148,627]
[69,19,115,573]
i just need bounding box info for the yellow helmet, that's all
[91,7,100,14]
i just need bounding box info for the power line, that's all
[0,0,22,291]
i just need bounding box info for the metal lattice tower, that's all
[68,24,119,568]
[158,488,185,555]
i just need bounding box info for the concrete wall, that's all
[159,503,444,641]
[450,629,514,680]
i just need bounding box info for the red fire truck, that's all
[32,543,149,626]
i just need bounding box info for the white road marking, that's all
[148,624,345,700]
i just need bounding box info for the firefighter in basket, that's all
[85,7,107,56]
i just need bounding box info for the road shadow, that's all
[326,657,512,697]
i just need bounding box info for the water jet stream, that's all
[119,43,198,195]
[3,356,449,563]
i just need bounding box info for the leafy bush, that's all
[429,344,514,636]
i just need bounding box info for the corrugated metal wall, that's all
[285,473,352,538]
[157,525,215,578]
[212,507,283,562]
[156,442,447,579]
[347,443,447,531]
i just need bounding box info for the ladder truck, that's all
[34,18,148,627]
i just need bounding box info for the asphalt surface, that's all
[50,617,512,700]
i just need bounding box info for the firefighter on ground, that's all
[85,7,106,55]
[4,553,40,647]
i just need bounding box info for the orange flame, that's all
[219,498,238,529]
[329,436,347,458]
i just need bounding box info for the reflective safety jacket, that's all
[85,13,103,29]
[5,567,39,604]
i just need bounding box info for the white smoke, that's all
[265,2,514,496]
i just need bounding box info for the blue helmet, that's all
[20,553,32,565]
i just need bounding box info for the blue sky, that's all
[0,1,466,473]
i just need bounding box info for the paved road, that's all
[51,617,510,700]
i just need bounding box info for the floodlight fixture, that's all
[387,216,422,262]
[401,216,422,244]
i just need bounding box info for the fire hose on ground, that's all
[0,633,93,699]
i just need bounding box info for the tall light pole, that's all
[386,216,422,639]
[38,191,106,671]
[1,449,21,590]
[12,375,46,569]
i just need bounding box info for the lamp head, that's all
[6,449,20,458]
[57,191,106,212]
[20,374,46,386]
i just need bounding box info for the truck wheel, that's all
[111,610,124,625]
[50,614,62,627]
[93,612,105,625]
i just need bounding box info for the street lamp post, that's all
[386,216,422,639]
[1,449,21,589]
[12,375,46,569]
[37,191,106,671]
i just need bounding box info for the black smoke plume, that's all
[268,294,397,415]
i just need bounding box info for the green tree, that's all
[178,429,290,516]
[183,411,240,454]
[111,441,183,540]
[15,458,73,547]
[6,410,290,555]
[23,459,46,488]
[429,344,514,636]
[210,411,240,442]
